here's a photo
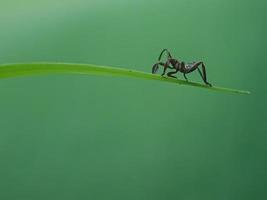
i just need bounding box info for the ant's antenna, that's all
[158,49,172,61]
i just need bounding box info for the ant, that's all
[152,49,212,86]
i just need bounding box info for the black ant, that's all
[152,49,212,86]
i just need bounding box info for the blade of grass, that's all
[0,63,250,95]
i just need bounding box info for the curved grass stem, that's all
[0,63,250,95]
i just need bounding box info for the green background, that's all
[0,0,266,199]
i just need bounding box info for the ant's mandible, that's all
[152,49,212,86]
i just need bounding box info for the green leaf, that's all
[0,63,250,95]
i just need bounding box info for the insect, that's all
[152,49,212,86]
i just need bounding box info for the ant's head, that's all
[152,63,159,74]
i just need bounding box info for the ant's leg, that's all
[188,61,212,86]
[161,60,171,76]
[196,68,212,86]
[180,62,189,81]
[183,73,188,81]
[197,68,207,84]
[167,68,179,78]
[166,61,180,78]
[199,62,212,86]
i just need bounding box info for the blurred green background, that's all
[0,0,266,199]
